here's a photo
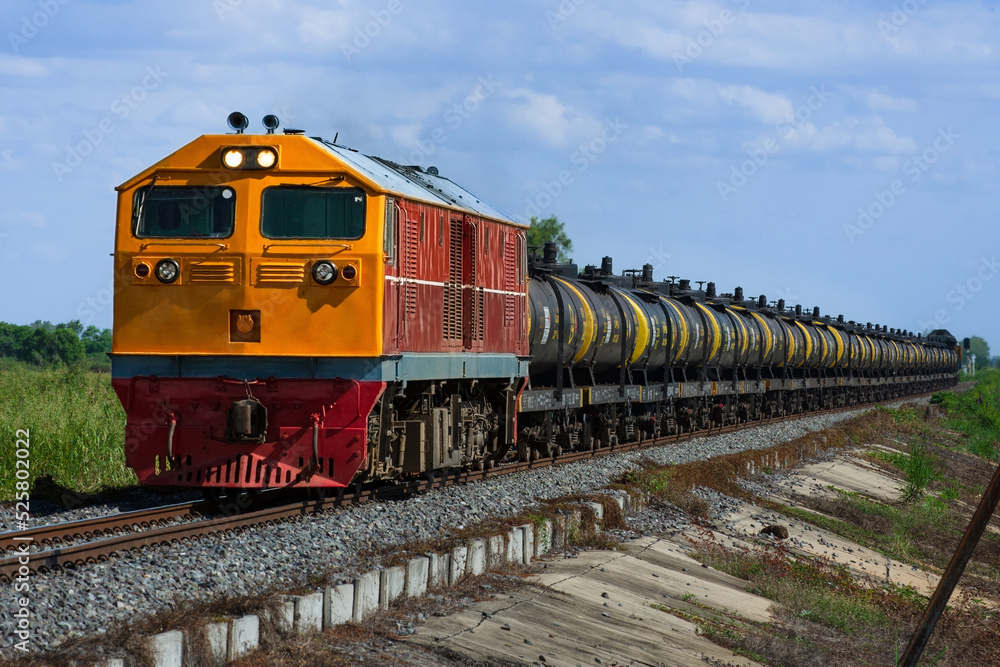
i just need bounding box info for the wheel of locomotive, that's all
[554,445,563,457]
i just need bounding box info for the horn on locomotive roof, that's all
[227,111,249,134]
[262,114,280,134]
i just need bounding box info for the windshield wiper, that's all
[133,174,159,226]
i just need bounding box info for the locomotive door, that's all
[462,216,484,351]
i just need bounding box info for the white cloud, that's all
[501,88,603,148]
[864,91,918,112]
[803,116,917,154]
[0,54,48,77]
[717,84,794,124]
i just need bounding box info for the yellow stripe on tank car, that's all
[728,308,749,359]
[779,320,794,367]
[619,291,651,365]
[749,312,774,363]
[792,321,813,367]
[694,303,722,365]
[812,324,829,366]
[660,297,690,366]
[552,277,596,364]
[827,326,845,366]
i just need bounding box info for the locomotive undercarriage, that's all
[361,379,517,481]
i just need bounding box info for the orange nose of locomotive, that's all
[111,117,387,489]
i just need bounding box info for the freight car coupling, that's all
[108,114,960,492]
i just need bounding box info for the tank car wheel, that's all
[530,449,541,462]
[554,446,563,458]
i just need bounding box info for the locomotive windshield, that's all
[132,186,236,238]
[260,186,365,239]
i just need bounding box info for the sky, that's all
[0,0,997,352]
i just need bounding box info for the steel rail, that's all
[0,386,957,583]
[1,500,208,554]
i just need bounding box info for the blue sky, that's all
[0,0,997,351]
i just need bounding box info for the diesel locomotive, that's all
[110,113,960,492]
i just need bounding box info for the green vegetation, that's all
[0,361,133,502]
[932,369,1000,461]
[0,319,112,371]
[526,214,573,262]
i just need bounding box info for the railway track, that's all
[0,391,953,583]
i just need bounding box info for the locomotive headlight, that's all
[312,260,337,285]
[155,258,180,284]
[256,148,277,168]
[222,149,244,169]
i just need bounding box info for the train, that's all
[110,113,960,493]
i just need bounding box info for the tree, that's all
[527,215,573,263]
[81,325,112,355]
[969,336,991,370]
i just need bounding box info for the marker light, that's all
[312,261,337,285]
[223,149,244,169]
[341,264,357,281]
[256,149,277,168]
[155,259,180,284]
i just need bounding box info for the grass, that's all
[0,360,135,502]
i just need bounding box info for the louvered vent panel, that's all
[504,234,516,325]
[404,215,418,319]
[189,261,236,283]
[475,288,484,341]
[256,262,305,284]
[443,220,464,340]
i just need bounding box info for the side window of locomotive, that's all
[133,186,235,238]
[260,186,365,239]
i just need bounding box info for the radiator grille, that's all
[403,214,419,319]
[256,262,305,284]
[443,220,463,340]
[189,260,237,283]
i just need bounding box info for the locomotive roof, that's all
[316,140,521,225]
[116,133,523,227]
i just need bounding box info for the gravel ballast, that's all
[0,400,924,656]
